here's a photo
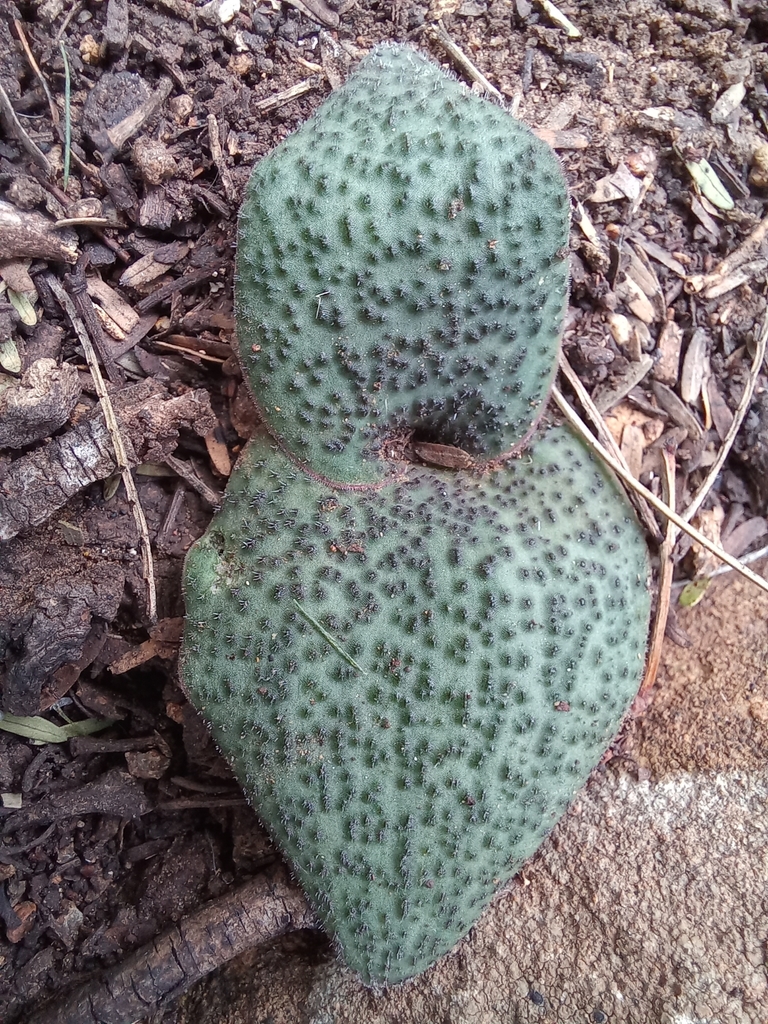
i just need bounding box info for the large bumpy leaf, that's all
[181,425,650,984]
[236,45,569,485]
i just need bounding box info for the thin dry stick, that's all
[558,352,662,542]
[537,0,582,37]
[13,19,60,129]
[0,81,51,175]
[54,0,83,40]
[708,542,768,579]
[25,866,316,1024]
[637,446,676,703]
[254,76,322,114]
[680,311,768,527]
[165,454,223,507]
[13,18,97,180]
[428,22,504,101]
[154,339,227,364]
[551,384,768,596]
[66,257,124,383]
[207,112,236,203]
[46,275,158,623]
[686,210,768,295]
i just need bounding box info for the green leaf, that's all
[679,577,711,608]
[0,336,22,373]
[686,159,734,212]
[0,713,114,744]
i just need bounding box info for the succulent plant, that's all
[180,43,651,987]
[182,426,649,984]
[236,44,569,485]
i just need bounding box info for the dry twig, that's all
[679,312,768,527]
[685,210,768,296]
[636,446,676,705]
[551,385,768,596]
[13,18,60,131]
[0,200,77,262]
[25,865,316,1024]
[46,274,158,623]
[558,352,662,542]
[0,82,51,175]
[65,256,124,383]
[428,22,503,100]
[165,454,223,507]
[254,75,323,114]
[207,113,236,203]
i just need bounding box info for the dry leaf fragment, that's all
[0,337,21,373]
[536,0,581,36]
[87,277,140,340]
[6,289,36,327]
[573,201,602,248]
[679,328,709,404]
[710,82,746,125]
[606,312,632,348]
[615,273,656,324]
[686,158,735,211]
[653,320,683,386]
[592,354,653,412]
[610,163,643,201]
[651,380,703,440]
[705,376,733,442]
[690,506,724,578]
[689,196,721,242]
[749,144,768,188]
[722,517,768,559]
[588,176,624,204]
[205,430,232,477]
[631,237,687,278]
[589,161,645,204]
[607,312,649,362]
[620,423,645,480]
[624,245,662,303]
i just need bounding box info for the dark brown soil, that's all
[0,0,767,1020]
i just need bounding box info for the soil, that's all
[0,0,767,1021]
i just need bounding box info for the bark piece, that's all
[2,768,151,834]
[99,163,140,220]
[652,319,684,386]
[104,0,129,52]
[0,202,78,264]
[26,865,316,1024]
[82,71,150,147]
[1,563,125,714]
[0,383,215,542]
[679,326,709,404]
[0,359,81,449]
[651,380,703,441]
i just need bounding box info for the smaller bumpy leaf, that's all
[181,424,650,985]
[236,45,569,485]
